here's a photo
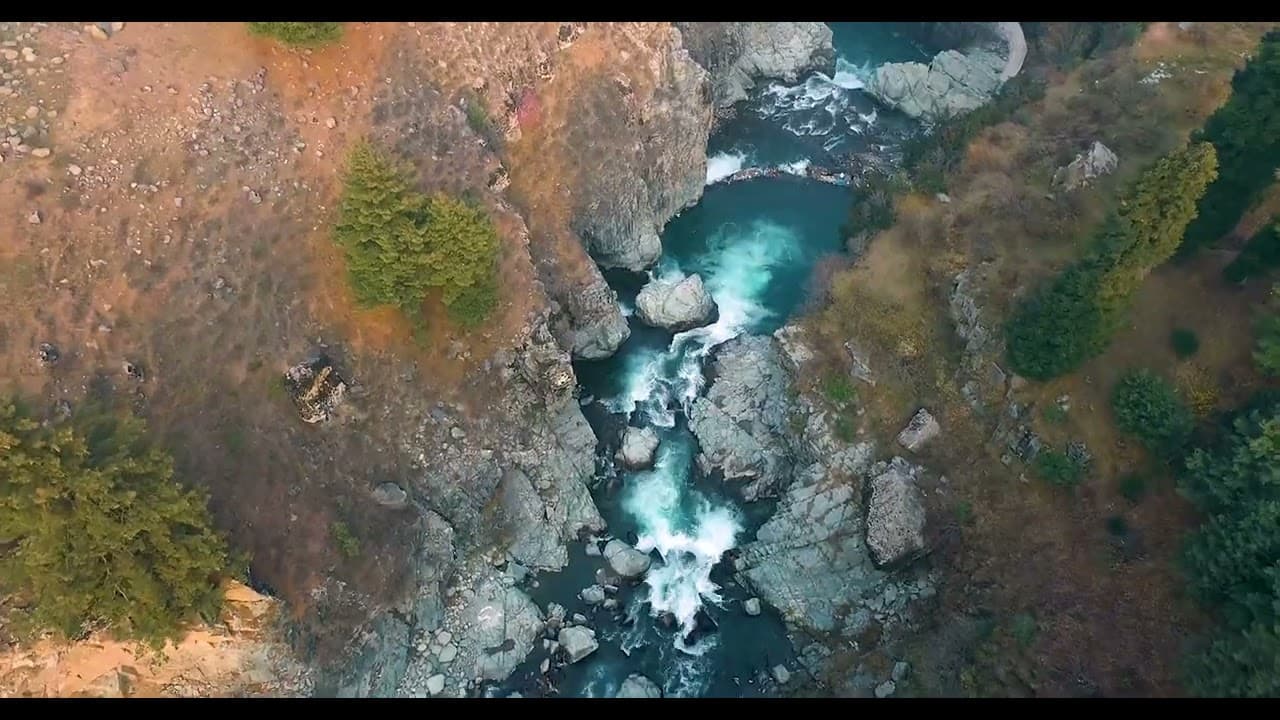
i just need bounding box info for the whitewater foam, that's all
[706,151,749,185]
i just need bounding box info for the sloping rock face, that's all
[0,582,313,698]
[678,22,836,111]
[688,335,797,501]
[635,274,718,331]
[866,458,928,567]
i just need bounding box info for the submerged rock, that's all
[557,626,598,663]
[616,426,660,470]
[896,409,940,453]
[603,539,651,579]
[635,274,718,332]
[615,673,662,698]
[1052,140,1118,191]
[580,585,606,605]
[866,458,927,567]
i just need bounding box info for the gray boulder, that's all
[616,426,660,470]
[772,665,791,684]
[557,626,599,663]
[896,409,940,453]
[371,482,409,509]
[635,274,718,332]
[688,335,796,500]
[494,469,568,571]
[568,274,631,360]
[1052,141,1118,191]
[615,673,663,698]
[580,585,606,605]
[743,597,762,616]
[866,458,927,567]
[603,539,652,578]
[875,680,896,698]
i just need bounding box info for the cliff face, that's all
[0,21,840,698]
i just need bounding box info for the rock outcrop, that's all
[896,409,941,453]
[558,626,599,663]
[565,275,631,360]
[635,274,718,332]
[678,23,836,111]
[1052,140,1119,191]
[688,335,797,501]
[616,426,660,470]
[867,47,1007,121]
[866,457,928,567]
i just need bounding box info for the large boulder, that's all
[603,539,652,578]
[557,626,599,664]
[867,45,1006,122]
[896,409,940,453]
[635,274,718,332]
[284,355,347,424]
[615,673,662,698]
[567,275,631,360]
[865,458,927,567]
[616,426,660,470]
[1052,140,1118,192]
[688,335,795,500]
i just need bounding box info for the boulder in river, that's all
[603,539,651,578]
[615,673,663,698]
[580,585,606,605]
[867,46,1006,121]
[635,274,718,332]
[557,625,599,663]
[866,457,927,567]
[615,426,660,470]
[743,597,762,616]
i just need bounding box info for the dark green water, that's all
[498,23,923,698]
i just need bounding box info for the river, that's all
[500,23,934,698]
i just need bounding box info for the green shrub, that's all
[247,22,343,47]
[333,142,500,329]
[1034,449,1086,487]
[331,521,360,559]
[1256,289,1280,377]
[1171,328,1201,358]
[1224,225,1280,284]
[0,401,228,646]
[1041,402,1069,425]
[1119,472,1148,503]
[1111,369,1194,460]
[1005,261,1107,380]
[954,499,974,525]
[1011,612,1038,648]
[820,373,857,406]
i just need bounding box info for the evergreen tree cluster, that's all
[333,142,500,328]
[0,402,228,646]
[1005,142,1218,380]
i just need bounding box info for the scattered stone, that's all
[435,629,452,645]
[123,361,145,382]
[615,674,662,698]
[1053,141,1118,192]
[743,597,762,616]
[174,196,183,208]
[68,164,82,176]
[615,426,660,470]
[24,105,38,119]
[772,664,791,684]
[843,340,875,386]
[936,192,951,204]
[36,342,59,366]
[571,612,588,625]
[580,585,606,605]
[539,658,550,674]
[247,189,262,204]
[30,147,49,158]
[896,408,940,452]
[371,482,409,509]
[585,542,601,557]
[86,25,109,41]
[325,117,337,129]
[866,457,927,567]
[426,674,445,695]
[603,539,651,578]
[557,626,598,663]
[875,680,896,698]
[635,273,719,331]
[892,661,910,683]
[437,643,458,664]
[283,355,347,424]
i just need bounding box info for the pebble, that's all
[87,25,108,41]
[30,147,49,158]
[435,629,452,645]
[438,643,457,663]
[24,105,38,119]
[425,674,445,695]
[27,210,40,224]
[325,117,336,129]
[67,164,81,176]
[772,665,791,684]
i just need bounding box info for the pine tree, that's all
[423,194,500,326]
[0,402,228,646]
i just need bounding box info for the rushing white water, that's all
[610,217,804,647]
[756,57,879,148]
[705,151,750,185]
